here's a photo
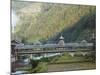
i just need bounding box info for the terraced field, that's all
[47,62,96,72]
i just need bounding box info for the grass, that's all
[50,52,95,64]
[47,62,96,72]
[16,61,96,73]
[29,62,48,73]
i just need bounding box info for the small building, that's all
[11,40,24,55]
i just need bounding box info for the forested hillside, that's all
[12,1,96,43]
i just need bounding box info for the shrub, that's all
[29,59,39,69]
[30,62,48,73]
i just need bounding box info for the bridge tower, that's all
[58,34,65,46]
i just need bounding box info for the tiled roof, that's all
[15,43,93,50]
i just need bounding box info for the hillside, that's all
[12,1,96,43]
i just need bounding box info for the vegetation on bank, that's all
[50,52,95,64]
[19,52,95,73]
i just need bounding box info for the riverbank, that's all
[47,62,96,72]
[12,61,95,74]
[11,52,96,74]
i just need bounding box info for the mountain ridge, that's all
[12,1,96,43]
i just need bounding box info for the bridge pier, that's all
[69,52,75,57]
[80,52,88,56]
[15,54,18,61]
[30,54,33,59]
[44,53,47,58]
[15,49,18,61]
